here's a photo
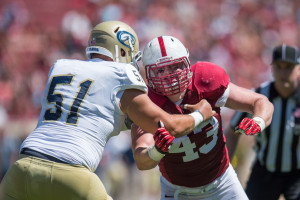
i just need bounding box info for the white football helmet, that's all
[86,21,141,69]
[142,36,192,96]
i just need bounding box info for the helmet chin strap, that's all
[115,45,120,63]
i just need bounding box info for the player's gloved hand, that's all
[153,125,175,154]
[235,117,263,135]
[148,121,174,162]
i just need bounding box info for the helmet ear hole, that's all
[114,27,120,33]
[121,49,126,57]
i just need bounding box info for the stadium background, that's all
[0,0,299,199]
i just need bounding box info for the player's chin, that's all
[282,81,292,88]
[167,90,186,102]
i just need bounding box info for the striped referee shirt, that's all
[230,81,300,173]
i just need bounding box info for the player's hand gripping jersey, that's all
[21,58,147,172]
[148,62,230,187]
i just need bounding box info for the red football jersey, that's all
[148,62,230,187]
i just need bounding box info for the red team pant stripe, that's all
[158,36,167,57]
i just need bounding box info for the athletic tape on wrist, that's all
[189,110,204,128]
[148,145,165,162]
[253,116,266,131]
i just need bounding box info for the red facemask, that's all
[145,56,192,96]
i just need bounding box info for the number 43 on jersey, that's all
[170,117,219,162]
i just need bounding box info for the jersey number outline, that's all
[170,120,219,162]
[43,75,93,125]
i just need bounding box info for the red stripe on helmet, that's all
[158,36,167,57]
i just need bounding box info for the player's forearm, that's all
[166,99,215,137]
[226,83,274,128]
[163,114,195,138]
[123,90,212,137]
[133,147,159,170]
[252,95,274,127]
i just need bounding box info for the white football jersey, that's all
[21,58,147,172]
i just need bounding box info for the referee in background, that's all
[227,44,300,200]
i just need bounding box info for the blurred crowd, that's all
[0,0,299,199]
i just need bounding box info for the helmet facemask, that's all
[146,56,192,96]
[127,37,142,70]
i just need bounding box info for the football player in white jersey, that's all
[0,21,215,200]
[131,36,274,200]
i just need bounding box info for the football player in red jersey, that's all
[131,36,274,200]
